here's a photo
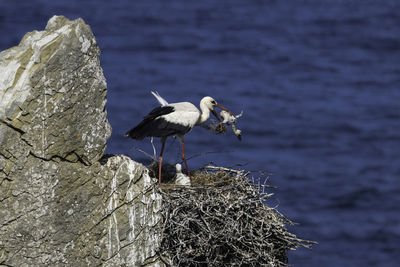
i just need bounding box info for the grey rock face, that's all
[1,155,163,266]
[0,15,110,165]
[0,16,163,266]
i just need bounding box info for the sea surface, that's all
[1,0,399,266]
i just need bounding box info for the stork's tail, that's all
[151,91,169,106]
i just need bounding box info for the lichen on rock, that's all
[0,15,110,165]
[0,14,313,267]
[0,16,164,267]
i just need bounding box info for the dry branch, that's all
[158,166,315,266]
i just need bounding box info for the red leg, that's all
[179,136,192,183]
[158,137,167,184]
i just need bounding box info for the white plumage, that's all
[151,91,202,127]
[126,92,232,184]
[174,164,191,186]
[161,102,200,127]
[151,91,169,106]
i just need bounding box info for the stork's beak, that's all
[211,109,222,122]
[215,103,234,116]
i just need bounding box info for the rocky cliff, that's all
[0,16,163,266]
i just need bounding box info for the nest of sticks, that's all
[158,166,315,266]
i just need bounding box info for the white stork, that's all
[174,163,191,186]
[125,92,232,184]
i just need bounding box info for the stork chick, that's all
[174,164,191,186]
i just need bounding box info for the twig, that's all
[158,168,315,266]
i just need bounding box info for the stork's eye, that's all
[211,100,216,105]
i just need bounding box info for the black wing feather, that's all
[143,106,174,121]
[125,106,179,139]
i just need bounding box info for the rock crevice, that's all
[0,16,163,267]
[0,15,110,165]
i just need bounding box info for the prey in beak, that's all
[211,103,234,122]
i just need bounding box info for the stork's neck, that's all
[198,101,211,124]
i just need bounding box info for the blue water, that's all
[1,1,399,266]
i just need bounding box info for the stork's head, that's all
[201,96,217,110]
[175,163,182,173]
[201,96,233,122]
